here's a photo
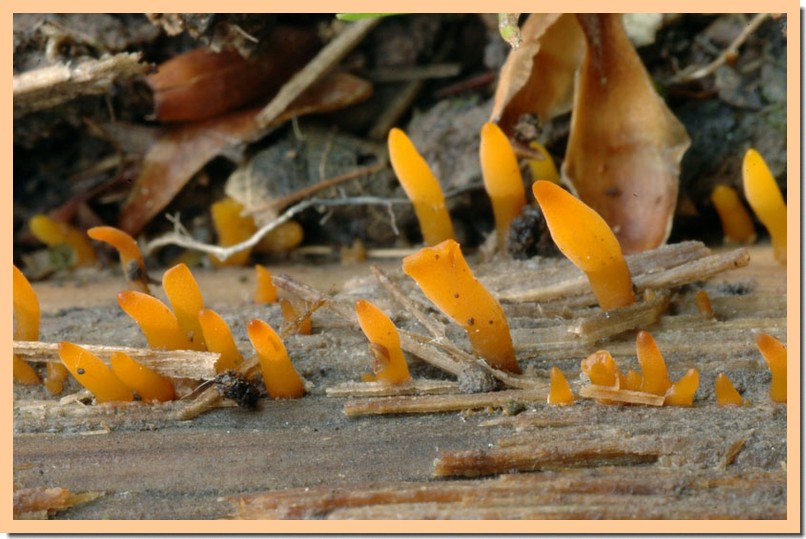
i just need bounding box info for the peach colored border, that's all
[5,3,800,534]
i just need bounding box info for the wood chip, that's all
[13,487,104,520]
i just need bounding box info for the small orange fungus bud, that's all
[247,319,305,399]
[742,148,786,263]
[210,197,257,266]
[635,331,672,396]
[388,128,455,246]
[532,180,635,310]
[87,226,151,293]
[254,264,278,304]
[198,309,244,372]
[710,185,756,245]
[162,263,206,350]
[695,290,715,319]
[527,141,560,184]
[109,351,175,402]
[256,221,304,253]
[621,370,643,392]
[581,350,621,387]
[480,122,527,246]
[118,291,192,350]
[547,366,575,405]
[402,240,520,373]
[756,333,786,403]
[280,299,312,335]
[663,368,698,407]
[58,342,134,403]
[714,373,744,407]
[355,300,411,385]
[29,214,97,267]
[45,363,70,395]
[12,265,42,385]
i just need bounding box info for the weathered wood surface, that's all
[13,245,788,520]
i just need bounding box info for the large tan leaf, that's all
[563,14,690,254]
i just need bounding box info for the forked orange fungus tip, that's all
[402,240,520,373]
[110,351,175,402]
[87,226,151,293]
[117,291,192,350]
[58,342,134,403]
[663,368,698,407]
[580,350,621,387]
[13,265,42,385]
[29,214,97,267]
[547,367,575,405]
[635,331,672,397]
[280,299,312,335]
[756,333,786,403]
[255,264,278,304]
[247,319,305,399]
[742,148,786,264]
[388,128,455,246]
[162,263,206,351]
[355,300,411,385]
[210,197,256,266]
[198,308,244,372]
[710,185,756,245]
[479,122,527,247]
[714,373,744,407]
[532,181,635,310]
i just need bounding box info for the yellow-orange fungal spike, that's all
[255,220,304,253]
[710,185,757,245]
[162,263,206,350]
[532,180,635,310]
[756,333,786,403]
[210,197,256,266]
[621,370,643,392]
[117,291,192,350]
[695,290,715,319]
[280,299,312,336]
[388,128,455,246]
[548,367,575,405]
[355,300,411,385]
[29,214,97,267]
[87,226,150,293]
[255,264,278,304]
[198,308,244,372]
[714,373,744,407]
[664,368,698,407]
[402,240,520,373]
[58,342,133,403]
[480,122,527,246]
[636,331,672,396]
[12,265,42,384]
[742,148,786,263]
[247,319,305,399]
[581,350,621,387]
[527,141,560,184]
[110,351,175,402]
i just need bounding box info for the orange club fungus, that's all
[57,342,134,403]
[387,128,455,246]
[402,239,520,374]
[162,263,207,350]
[117,291,193,350]
[527,141,560,185]
[532,180,635,311]
[109,351,176,402]
[663,368,698,407]
[742,148,786,264]
[714,373,744,407]
[635,330,672,396]
[247,319,305,399]
[254,264,278,304]
[87,226,152,293]
[28,214,97,267]
[479,122,527,247]
[13,265,42,385]
[547,367,575,406]
[709,185,756,245]
[198,309,245,373]
[756,333,786,403]
[354,300,411,385]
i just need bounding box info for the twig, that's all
[255,18,380,131]
[342,388,548,417]
[577,385,665,406]
[370,265,446,340]
[325,379,458,398]
[668,13,769,84]
[368,63,462,83]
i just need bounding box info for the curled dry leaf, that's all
[563,14,690,254]
[490,14,585,134]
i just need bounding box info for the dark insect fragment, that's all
[214,370,261,409]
